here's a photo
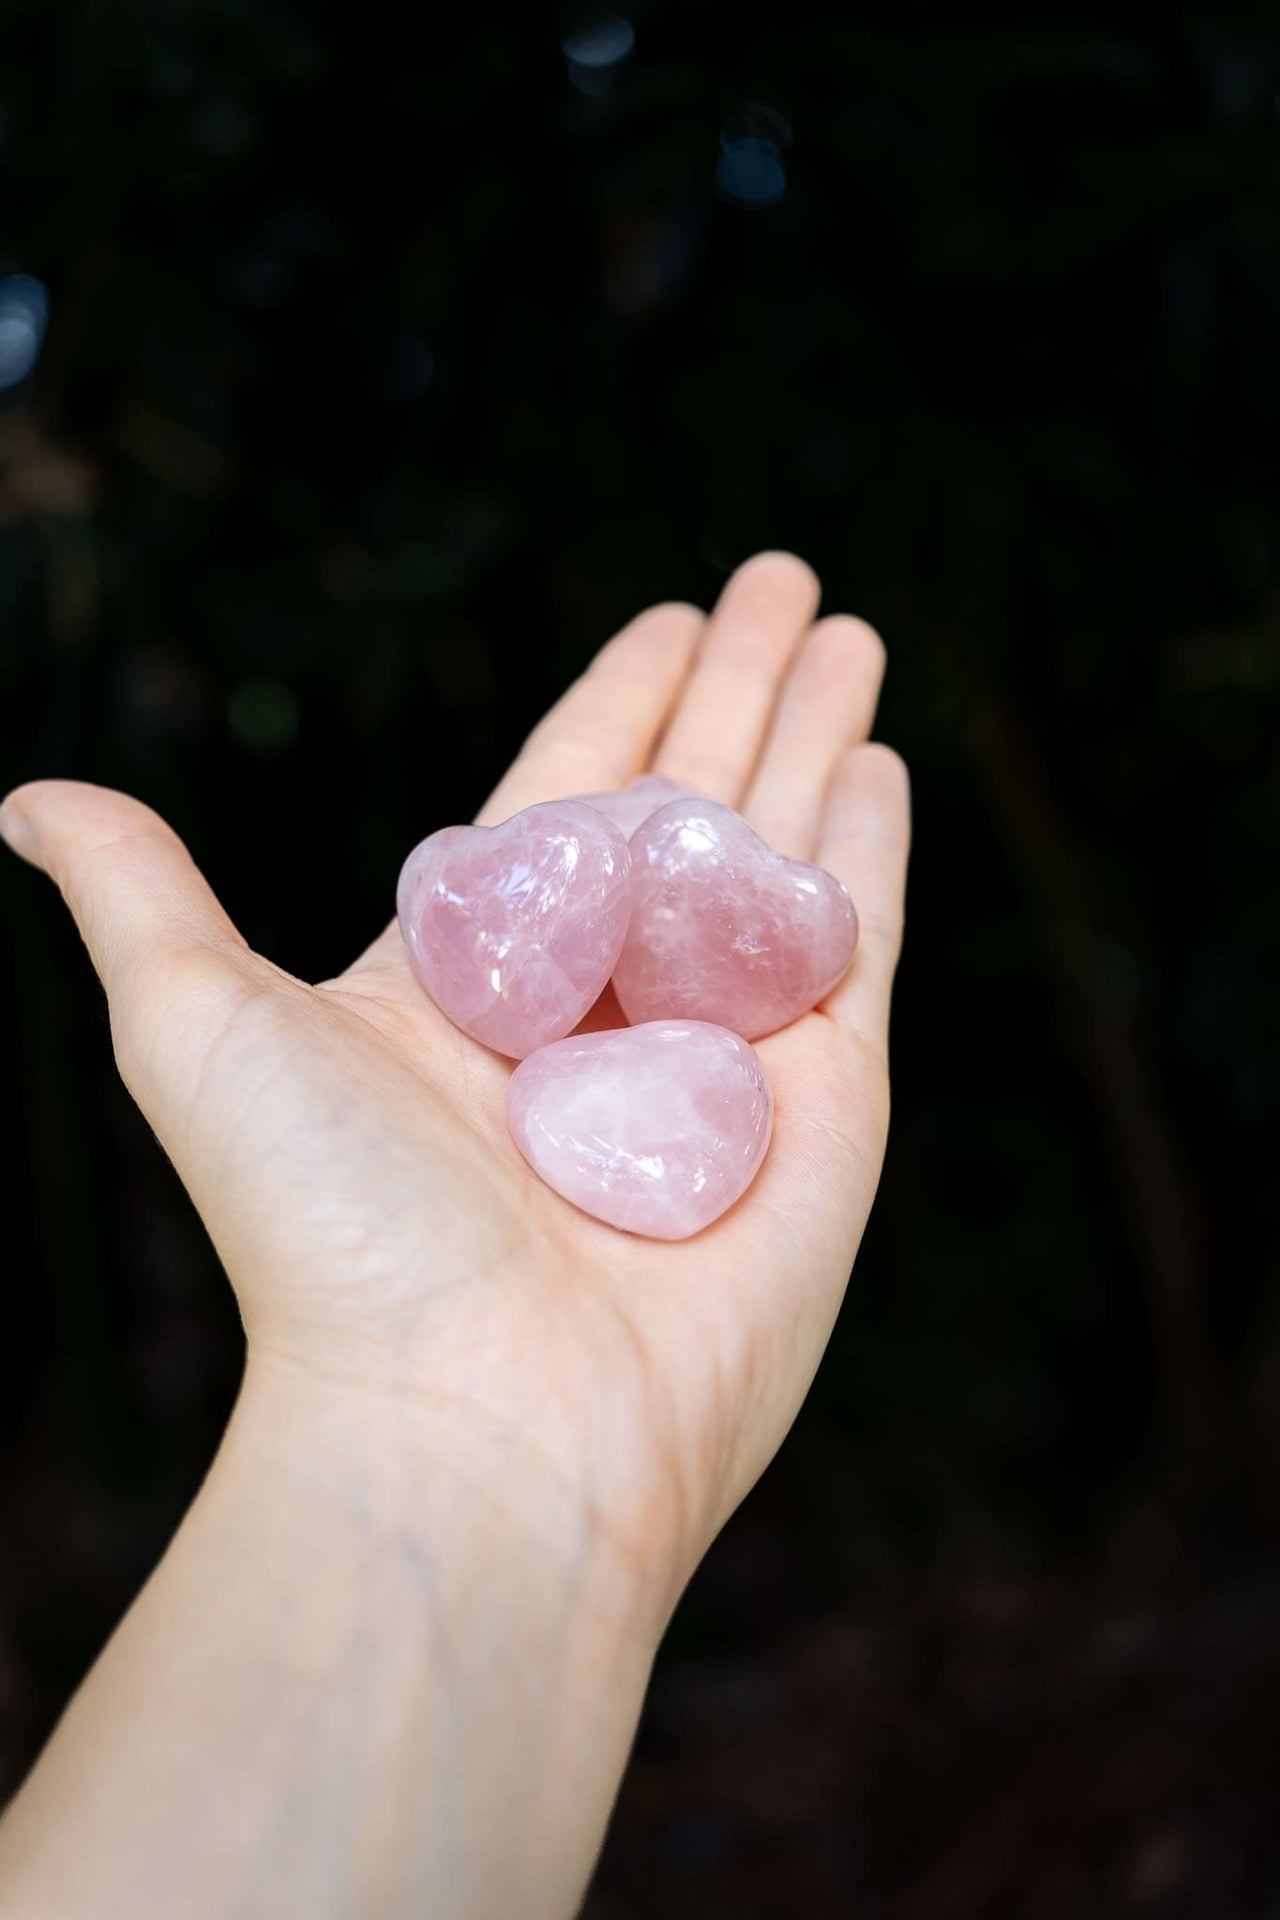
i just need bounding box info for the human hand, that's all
[0,551,908,1636]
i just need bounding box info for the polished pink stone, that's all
[396,801,632,1058]
[576,774,703,842]
[506,1021,773,1239]
[612,800,858,1040]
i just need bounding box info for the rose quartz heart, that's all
[612,800,858,1040]
[577,774,704,841]
[506,1021,773,1239]
[397,800,632,1058]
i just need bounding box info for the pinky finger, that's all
[816,744,911,1058]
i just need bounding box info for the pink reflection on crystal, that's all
[576,774,703,842]
[506,1021,773,1239]
[397,801,632,1058]
[612,799,858,1040]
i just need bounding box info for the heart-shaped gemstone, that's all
[612,800,858,1039]
[397,800,632,1058]
[506,1021,773,1238]
[576,774,703,841]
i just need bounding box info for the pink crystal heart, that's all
[612,800,858,1040]
[577,774,703,841]
[506,1021,773,1239]
[396,800,632,1058]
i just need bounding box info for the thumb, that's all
[0,779,250,1067]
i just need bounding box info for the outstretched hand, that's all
[1,551,909,1634]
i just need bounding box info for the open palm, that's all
[3,552,909,1630]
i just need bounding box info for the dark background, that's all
[3,4,1280,1913]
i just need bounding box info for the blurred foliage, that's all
[2,2,1280,1911]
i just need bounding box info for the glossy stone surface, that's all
[397,801,632,1058]
[613,799,858,1040]
[506,1021,773,1239]
[577,774,703,841]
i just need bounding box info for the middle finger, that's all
[652,551,821,804]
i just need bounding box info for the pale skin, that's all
[0,551,909,1919]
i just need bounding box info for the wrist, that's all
[234,1324,689,1648]
[231,1345,671,1643]
[217,1356,658,1912]
[2,1348,658,1920]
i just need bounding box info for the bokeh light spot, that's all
[715,137,787,209]
[0,275,50,390]
[562,18,635,68]
[563,16,634,94]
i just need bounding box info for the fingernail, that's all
[0,803,39,865]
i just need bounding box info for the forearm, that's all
[0,1363,656,1920]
